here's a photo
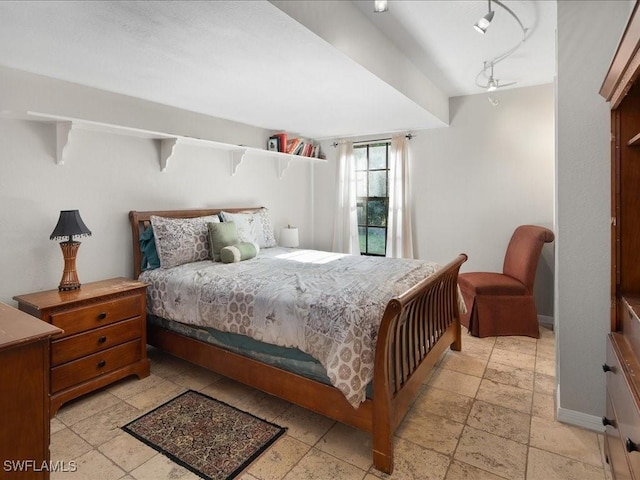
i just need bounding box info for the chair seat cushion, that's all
[458,272,527,296]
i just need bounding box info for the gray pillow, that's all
[150,215,220,268]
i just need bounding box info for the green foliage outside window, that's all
[355,142,389,256]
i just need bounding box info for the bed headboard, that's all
[129,207,261,279]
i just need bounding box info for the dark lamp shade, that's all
[50,210,92,241]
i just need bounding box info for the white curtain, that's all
[332,141,360,254]
[386,134,414,258]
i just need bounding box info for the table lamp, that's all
[280,225,299,248]
[50,210,92,291]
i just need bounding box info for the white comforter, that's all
[141,247,440,407]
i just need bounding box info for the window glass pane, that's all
[369,144,387,170]
[367,227,386,255]
[367,199,388,227]
[357,200,366,226]
[356,171,367,197]
[359,226,366,253]
[354,147,367,170]
[368,171,387,197]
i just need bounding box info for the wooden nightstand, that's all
[14,277,150,416]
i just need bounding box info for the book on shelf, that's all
[302,143,313,157]
[293,142,305,156]
[270,133,323,158]
[286,137,302,154]
[272,132,287,153]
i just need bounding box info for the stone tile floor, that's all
[50,325,611,479]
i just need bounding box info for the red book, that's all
[273,133,287,153]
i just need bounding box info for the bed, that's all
[129,207,466,474]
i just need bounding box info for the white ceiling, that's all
[0,0,556,140]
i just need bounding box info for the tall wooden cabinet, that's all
[0,303,61,479]
[600,2,640,479]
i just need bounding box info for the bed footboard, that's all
[372,253,467,473]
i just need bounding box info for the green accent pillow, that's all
[208,221,238,261]
[220,242,259,263]
[140,226,160,271]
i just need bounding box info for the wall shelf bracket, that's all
[55,121,73,166]
[159,138,179,172]
[230,149,246,176]
[278,157,292,179]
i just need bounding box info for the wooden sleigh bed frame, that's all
[129,208,467,474]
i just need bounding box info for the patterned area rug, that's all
[122,390,286,480]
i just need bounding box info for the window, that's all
[355,142,390,256]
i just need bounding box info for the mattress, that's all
[141,247,440,406]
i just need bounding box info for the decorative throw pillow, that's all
[150,215,220,268]
[220,208,276,248]
[220,242,260,263]
[139,225,160,271]
[208,221,239,261]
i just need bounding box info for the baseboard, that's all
[556,385,604,432]
[538,314,554,328]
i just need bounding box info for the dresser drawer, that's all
[607,335,640,476]
[605,393,633,480]
[50,294,141,337]
[51,339,141,392]
[51,317,141,366]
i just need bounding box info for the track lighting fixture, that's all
[474,1,494,34]
[477,61,515,92]
[374,0,388,13]
[474,1,529,92]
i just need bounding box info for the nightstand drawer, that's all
[51,339,141,392]
[51,317,141,366]
[50,295,141,337]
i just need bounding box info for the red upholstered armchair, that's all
[459,225,555,338]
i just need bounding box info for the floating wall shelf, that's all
[7,111,325,177]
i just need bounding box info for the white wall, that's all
[314,84,555,316]
[0,67,320,303]
[555,0,634,427]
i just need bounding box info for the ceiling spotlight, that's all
[374,0,388,13]
[487,78,498,92]
[474,0,494,34]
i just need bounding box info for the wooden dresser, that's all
[600,2,640,478]
[13,277,150,416]
[0,302,61,479]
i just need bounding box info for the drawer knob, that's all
[97,312,108,320]
[97,336,107,344]
[97,360,106,368]
[602,363,613,373]
[626,438,639,453]
[602,416,616,427]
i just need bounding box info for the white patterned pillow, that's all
[220,208,276,248]
[150,215,220,268]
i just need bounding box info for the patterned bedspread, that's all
[140,247,441,407]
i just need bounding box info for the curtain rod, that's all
[332,133,414,148]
